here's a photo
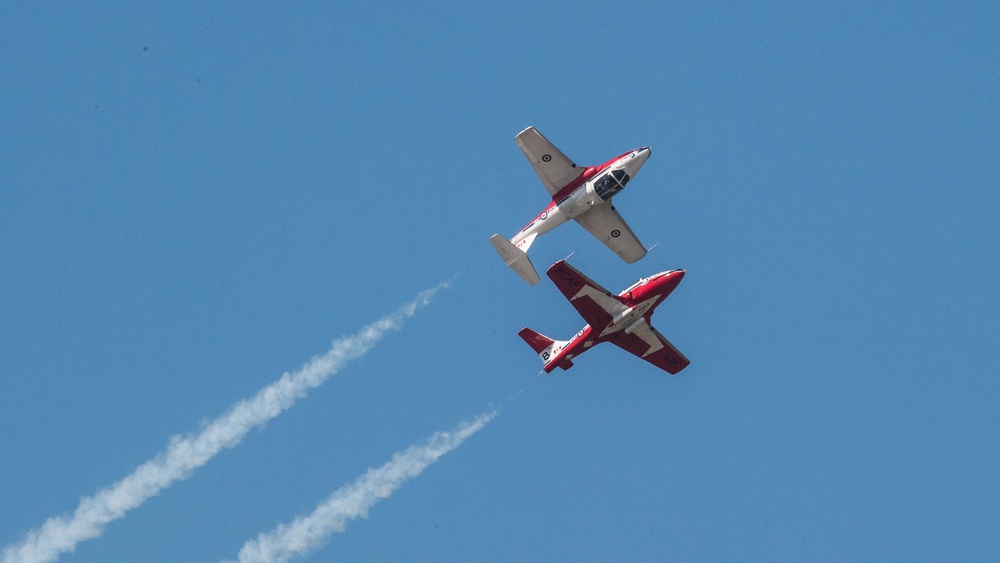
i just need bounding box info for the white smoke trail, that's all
[226,409,497,563]
[2,283,450,563]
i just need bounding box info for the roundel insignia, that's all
[611,229,621,238]
[541,154,552,162]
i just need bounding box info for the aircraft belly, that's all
[551,330,595,367]
[516,205,569,244]
[560,189,601,219]
[623,317,645,335]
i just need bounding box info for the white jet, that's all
[490,126,652,285]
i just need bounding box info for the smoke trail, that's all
[225,409,497,563]
[2,283,450,563]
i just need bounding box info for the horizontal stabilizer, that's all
[490,234,540,285]
[518,328,571,372]
[518,327,554,354]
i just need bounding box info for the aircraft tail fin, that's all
[490,234,540,285]
[515,231,538,253]
[518,328,571,372]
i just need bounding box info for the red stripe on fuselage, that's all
[549,150,637,202]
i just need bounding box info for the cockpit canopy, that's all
[622,277,649,294]
[593,169,630,201]
[620,270,684,295]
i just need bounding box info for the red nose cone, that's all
[668,269,684,288]
[656,269,685,295]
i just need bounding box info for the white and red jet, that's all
[490,126,652,285]
[520,260,690,375]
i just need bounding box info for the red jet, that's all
[520,260,691,375]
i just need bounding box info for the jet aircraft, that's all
[520,260,690,375]
[490,127,652,285]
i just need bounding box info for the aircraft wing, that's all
[573,204,647,263]
[515,126,583,197]
[610,322,690,375]
[546,260,624,329]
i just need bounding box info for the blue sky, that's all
[2,1,998,561]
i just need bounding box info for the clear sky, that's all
[2,1,998,561]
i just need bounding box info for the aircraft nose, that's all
[636,146,651,164]
[625,147,651,175]
[667,269,685,291]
